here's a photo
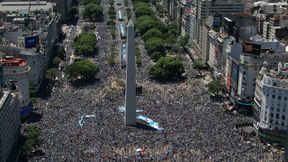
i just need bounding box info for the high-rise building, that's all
[0,64,20,162]
[236,40,287,104]
[191,0,244,57]
[49,0,72,21]
[1,57,30,108]
[254,62,288,143]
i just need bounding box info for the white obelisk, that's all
[125,20,136,126]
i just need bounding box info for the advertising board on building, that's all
[25,36,38,48]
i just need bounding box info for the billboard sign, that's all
[25,36,37,48]
[20,106,32,117]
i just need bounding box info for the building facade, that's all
[254,62,288,143]
[1,57,30,108]
[0,63,20,162]
[189,0,245,60]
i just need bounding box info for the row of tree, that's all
[21,125,41,156]
[83,0,104,22]
[134,2,189,61]
[132,1,186,81]
[68,2,79,22]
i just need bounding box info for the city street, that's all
[28,1,285,162]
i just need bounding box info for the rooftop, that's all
[0,1,55,12]
[263,62,288,80]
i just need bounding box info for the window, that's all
[281,122,285,126]
[272,95,275,99]
[282,115,285,120]
[278,96,282,100]
[284,97,287,101]
[277,108,280,112]
[270,113,274,118]
[270,119,273,123]
[276,114,279,119]
[273,82,276,86]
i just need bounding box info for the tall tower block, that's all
[125,20,136,126]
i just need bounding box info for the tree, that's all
[75,44,95,56]
[156,4,166,15]
[134,2,149,9]
[193,59,208,70]
[108,0,114,5]
[143,28,162,41]
[171,44,183,54]
[208,80,225,95]
[164,34,177,47]
[107,20,115,26]
[149,56,184,81]
[74,32,97,46]
[71,0,78,6]
[135,16,155,35]
[126,8,132,19]
[168,22,180,36]
[65,60,99,80]
[135,15,166,35]
[46,68,58,80]
[145,37,165,59]
[135,5,154,17]
[111,26,116,39]
[150,51,164,61]
[83,0,101,5]
[57,46,65,60]
[83,3,103,22]
[22,125,41,155]
[107,56,115,66]
[178,35,189,47]
[108,6,116,18]
[52,57,61,67]
[136,47,142,68]
[73,32,97,56]
[68,6,79,21]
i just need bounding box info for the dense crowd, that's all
[28,0,285,161]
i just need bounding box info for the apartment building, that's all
[254,62,288,143]
[1,57,30,108]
